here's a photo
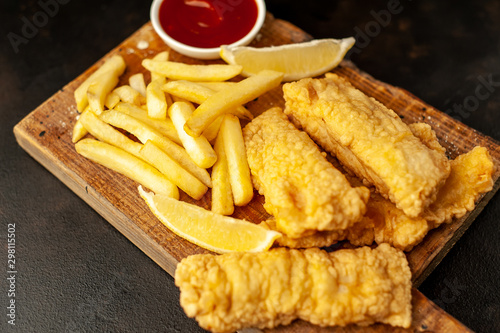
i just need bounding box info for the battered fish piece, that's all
[422,146,495,227]
[268,191,430,251]
[262,217,348,248]
[283,74,451,217]
[175,244,412,332]
[347,193,430,251]
[408,122,447,155]
[351,146,494,248]
[242,107,369,239]
[272,146,494,251]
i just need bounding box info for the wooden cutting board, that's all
[14,13,499,333]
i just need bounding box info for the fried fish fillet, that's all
[347,193,430,251]
[272,146,494,251]
[422,146,495,227]
[283,74,451,217]
[408,122,447,155]
[175,244,412,332]
[242,107,369,239]
[267,189,430,251]
[354,146,494,249]
[262,217,348,248]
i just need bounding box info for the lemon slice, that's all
[220,37,355,81]
[138,186,281,253]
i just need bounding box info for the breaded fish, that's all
[272,146,494,251]
[422,146,494,227]
[175,244,412,332]
[283,74,451,217]
[408,122,447,155]
[267,190,430,251]
[347,192,431,251]
[262,217,348,248]
[352,146,494,249]
[242,107,369,239]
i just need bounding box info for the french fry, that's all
[219,114,253,206]
[211,130,234,215]
[142,59,242,81]
[105,91,121,109]
[184,70,284,137]
[74,55,126,112]
[162,80,253,120]
[114,102,181,145]
[169,101,217,169]
[113,85,143,106]
[171,95,189,103]
[72,113,88,143]
[202,115,224,143]
[153,51,169,60]
[129,73,147,97]
[150,51,169,82]
[140,141,208,200]
[165,91,174,108]
[79,109,143,159]
[162,80,211,104]
[194,81,237,91]
[87,70,121,115]
[98,110,212,188]
[147,79,168,119]
[75,138,179,198]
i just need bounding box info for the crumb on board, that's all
[137,40,149,50]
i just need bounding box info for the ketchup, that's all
[159,0,258,48]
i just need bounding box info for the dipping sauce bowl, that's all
[151,0,266,59]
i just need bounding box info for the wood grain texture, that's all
[13,13,497,333]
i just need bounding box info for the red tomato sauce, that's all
[159,0,258,48]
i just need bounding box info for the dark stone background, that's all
[0,0,498,332]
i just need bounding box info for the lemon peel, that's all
[220,37,355,81]
[138,186,281,253]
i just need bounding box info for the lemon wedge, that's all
[138,186,281,253]
[220,37,355,81]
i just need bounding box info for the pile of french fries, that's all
[72,52,284,215]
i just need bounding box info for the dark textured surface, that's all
[1,0,499,332]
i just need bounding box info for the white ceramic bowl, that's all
[150,0,266,60]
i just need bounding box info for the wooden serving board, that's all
[14,13,499,333]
